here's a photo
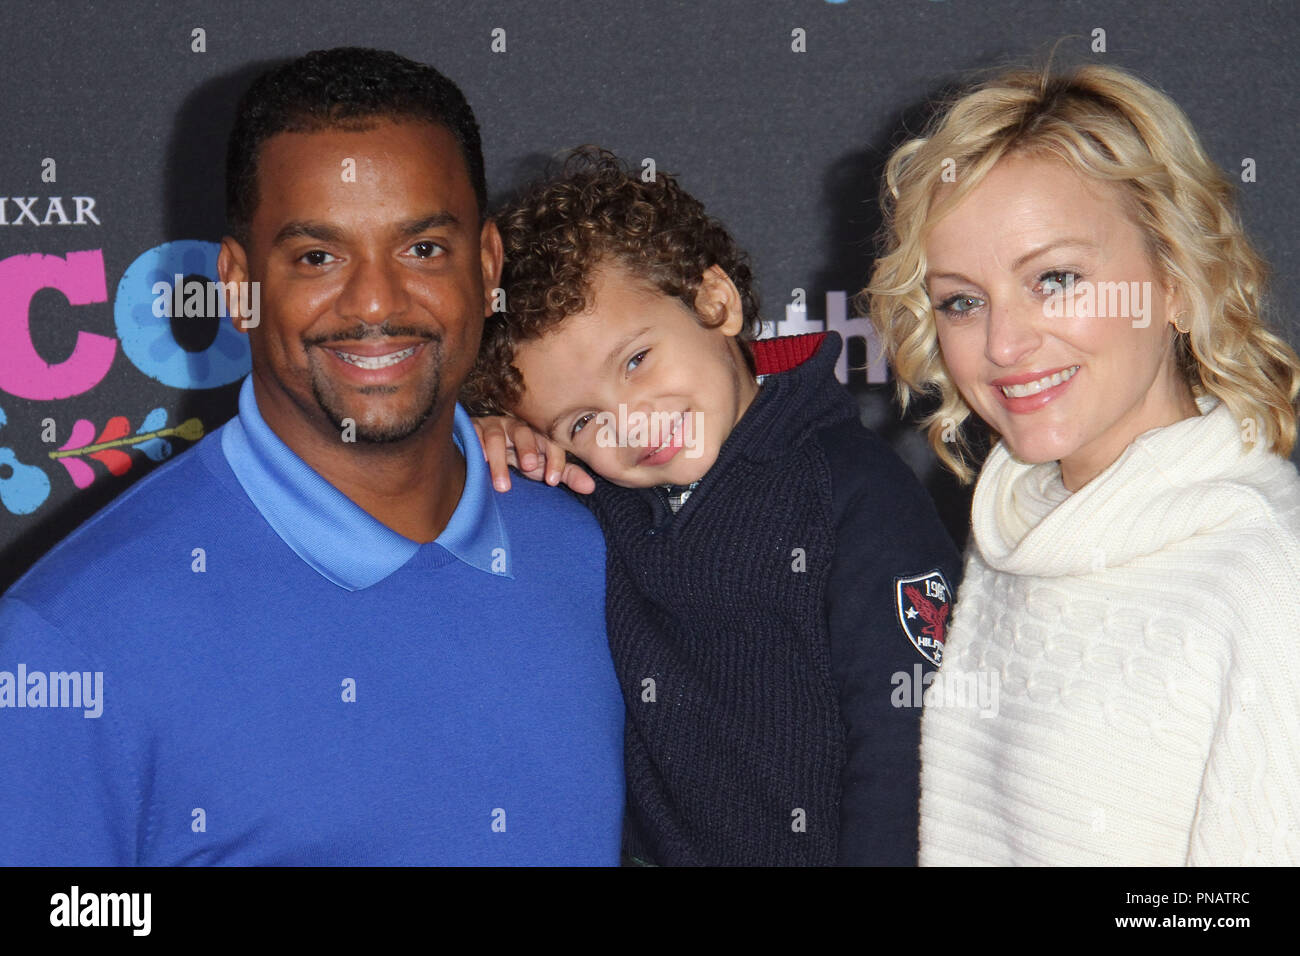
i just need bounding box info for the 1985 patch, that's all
[895,570,952,666]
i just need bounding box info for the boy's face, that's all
[511,262,759,488]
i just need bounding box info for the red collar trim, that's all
[751,333,827,377]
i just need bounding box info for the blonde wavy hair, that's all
[866,61,1300,483]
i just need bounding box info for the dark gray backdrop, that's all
[2,0,1296,590]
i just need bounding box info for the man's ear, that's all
[480,218,505,318]
[695,264,744,336]
[218,236,251,334]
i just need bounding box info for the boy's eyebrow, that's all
[542,326,652,440]
[544,409,575,443]
[603,326,652,372]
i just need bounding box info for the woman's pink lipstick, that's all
[991,364,1080,413]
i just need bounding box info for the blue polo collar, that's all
[221,375,511,590]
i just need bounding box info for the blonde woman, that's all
[869,62,1300,865]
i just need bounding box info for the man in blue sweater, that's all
[0,48,624,865]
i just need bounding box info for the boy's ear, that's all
[695,264,745,336]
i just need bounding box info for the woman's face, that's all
[925,153,1197,491]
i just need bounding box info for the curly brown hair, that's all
[461,147,762,415]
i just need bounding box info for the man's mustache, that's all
[303,322,440,347]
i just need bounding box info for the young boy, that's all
[462,148,961,866]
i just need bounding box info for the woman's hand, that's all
[472,415,597,495]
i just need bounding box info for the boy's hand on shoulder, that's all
[472,414,596,496]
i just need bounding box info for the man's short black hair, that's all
[225,47,487,242]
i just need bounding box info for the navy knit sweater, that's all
[586,332,962,866]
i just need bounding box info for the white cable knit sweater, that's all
[920,397,1300,865]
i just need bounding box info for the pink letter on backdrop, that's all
[0,250,116,400]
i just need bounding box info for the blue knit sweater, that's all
[0,382,623,865]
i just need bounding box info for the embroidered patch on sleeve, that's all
[895,569,952,666]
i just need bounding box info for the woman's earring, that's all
[1173,311,1191,335]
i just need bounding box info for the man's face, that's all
[220,119,501,447]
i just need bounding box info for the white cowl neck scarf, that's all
[920,395,1300,865]
[974,395,1294,575]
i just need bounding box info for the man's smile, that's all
[328,343,423,370]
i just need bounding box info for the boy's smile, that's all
[511,262,759,488]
